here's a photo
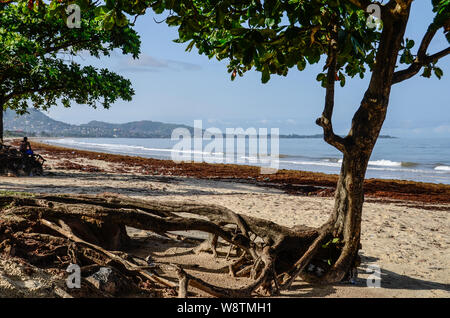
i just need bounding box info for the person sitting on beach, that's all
[19,137,33,156]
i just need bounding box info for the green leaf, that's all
[261,67,271,84]
[94,5,108,17]
[116,12,128,27]
[422,66,432,78]
[339,73,346,87]
[297,58,306,71]
[265,18,276,27]
[102,10,116,30]
[306,54,320,65]
[185,40,195,52]
[434,67,444,79]
[316,73,325,82]
[166,16,180,26]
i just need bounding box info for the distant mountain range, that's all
[4,109,397,139]
[4,109,194,138]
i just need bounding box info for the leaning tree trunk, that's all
[324,151,368,281]
[318,4,412,283]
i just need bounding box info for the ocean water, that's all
[42,137,450,185]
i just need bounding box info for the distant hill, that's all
[4,109,194,138]
[4,109,397,139]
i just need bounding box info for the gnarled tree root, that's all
[0,193,355,297]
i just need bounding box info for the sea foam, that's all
[435,165,450,171]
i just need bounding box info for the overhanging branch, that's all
[393,46,450,84]
[0,39,93,82]
[4,85,66,104]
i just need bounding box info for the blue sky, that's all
[46,1,450,137]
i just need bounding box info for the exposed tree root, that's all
[0,193,354,297]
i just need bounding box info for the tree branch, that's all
[346,0,372,10]
[40,38,94,56]
[427,46,450,62]
[316,22,347,153]
[393,0,414,10]
[417,27,437,57]
[393,26,450,84]
[0,39,93,81]
[4,85,66,103]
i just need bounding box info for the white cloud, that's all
[433,125,450,134]
[120,53,201,72]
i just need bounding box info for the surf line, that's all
[171,119,280,174]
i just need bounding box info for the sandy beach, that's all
[2,0,449,303]
[0,140,449,298]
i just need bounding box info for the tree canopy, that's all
[0,0,141,131]
[87,0,449,85]
[6,1,447,88]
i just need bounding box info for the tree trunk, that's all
[322,148,370,282]
[319,4,413,283]
[0,106,3,143]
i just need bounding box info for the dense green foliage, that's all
[161,0,382,85]
[107,0,449,85]
[3,0,448,97]
[0,0,141,116]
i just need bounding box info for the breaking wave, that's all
[435,165,450,171]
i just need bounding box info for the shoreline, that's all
[16,139,450,204]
